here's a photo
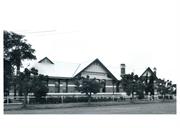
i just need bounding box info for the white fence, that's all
[4,92,127,104]
[4,93,176,105]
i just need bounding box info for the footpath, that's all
[4,99,176,111]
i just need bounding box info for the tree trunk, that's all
[132,92,134,100]
[23,93,28,108]
[131,91,134,103]
[163,94,165,102]
[15,65,20,97]
[88,93,91,105]
[14,84,16,98]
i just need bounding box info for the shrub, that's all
[158,96,163,99]
[169,96,173,99]
[46,97,61,104]
[4,98,12,103]
[63,97,76,103]
[29,96,123,104]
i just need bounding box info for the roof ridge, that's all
[52,60,80,64]
[72,64,81,77]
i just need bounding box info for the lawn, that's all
[4,102,176,114]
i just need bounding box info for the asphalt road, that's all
[4,102,176,114]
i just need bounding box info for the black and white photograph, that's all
[0,0,179,128]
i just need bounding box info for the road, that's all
[4,102,176,114]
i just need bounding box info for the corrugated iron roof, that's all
[31,57,121,80]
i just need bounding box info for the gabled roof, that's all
[38,57,54,64]
[74,58,118,80]
[72,59,94,77]
[140,67,157,79]
[32,57,119,80]
[33,60,79,78]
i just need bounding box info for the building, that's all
[6,57,159,97]
[33,57,123,94]
[140,67,158,95]
[33,57,160,96]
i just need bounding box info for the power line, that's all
[24,30,56,34]
[12,30,56,35]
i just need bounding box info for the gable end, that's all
[38,57,54,64]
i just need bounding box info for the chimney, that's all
[120,64,126,76]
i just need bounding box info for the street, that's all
[4,102,176,114]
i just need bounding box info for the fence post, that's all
[76,95,78,102]
[45,96,47,103]
[61,96,63,104]
[7,96,9,104]
[27,95,30,104]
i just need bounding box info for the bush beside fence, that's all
[28,96,125,104]
[4,94,176,104]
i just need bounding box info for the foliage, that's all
[74,75,103,104]
[142,75,156,95]
[31,74,49,102]
[156,79,176,100]
[121,73,145,100]
[29,96,120,104]
[171,84,176,95]
[4,59,14,96]
[4,31,36,70]
[16,68,48,107]
[135,80,146,99]
[4,30,36,96]
[16,68,32,107]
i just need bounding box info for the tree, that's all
[171,84,176,95]
[4,31,15,96]
[17,68,48,108]
[3,30,36,96]
[121,73,145,101]
[31,74,49,103]
[4,59,14,96]
[144,75,156,96]
[136,79,146,99]
[156,79,176,101]
[74,75,103,104]
[16,68,32,108]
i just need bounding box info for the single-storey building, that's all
[31,57,159,96]
[6,57,159,97]
[32,57,123,94]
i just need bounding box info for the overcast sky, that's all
[1,0,178,83]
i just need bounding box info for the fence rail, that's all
[4,93,176,105]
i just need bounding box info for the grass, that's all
[4,101,176,114]
[4,99,176,111]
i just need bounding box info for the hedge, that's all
[29,96,125,104]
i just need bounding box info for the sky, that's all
[0,0,180,127]
[1,0,178,83]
